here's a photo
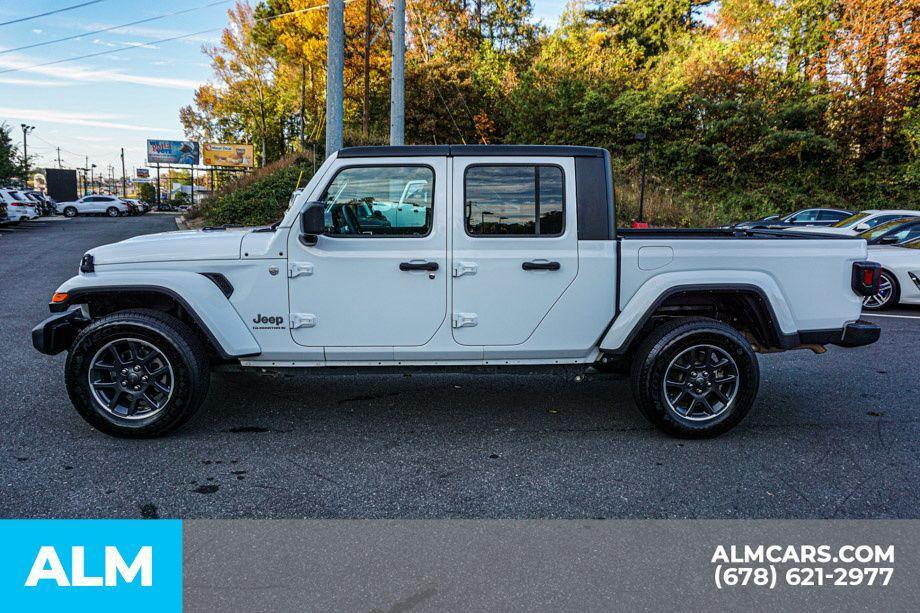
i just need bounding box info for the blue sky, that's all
[0,1,569,173]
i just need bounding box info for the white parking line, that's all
[864,313,920,320]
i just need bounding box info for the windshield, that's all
[857,217,916,240]
[832,212,870,228]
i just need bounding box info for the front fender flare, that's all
[52,271,261,359]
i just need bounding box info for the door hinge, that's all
[288,262,315,278]
[452,261,478,277]
[452,312,478,328]
[290,313,317,329]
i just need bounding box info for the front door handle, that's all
[522,260,560,271]
[399,261,439,272]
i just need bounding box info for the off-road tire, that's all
[65,309,210,438]
[629,317,759,438]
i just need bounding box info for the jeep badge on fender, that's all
[252,314,284,328]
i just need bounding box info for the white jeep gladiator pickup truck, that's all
[32,145,882,439]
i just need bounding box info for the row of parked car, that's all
[0,188,171,226]
[730,207,920,310]
[54,194,155,218]
[0,187,56,223]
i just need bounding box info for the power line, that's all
[0,1,349,76]
[0,1,106,28]
[0,0,230,56]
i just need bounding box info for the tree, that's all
[137,183,157,204]
[0,123,21,183]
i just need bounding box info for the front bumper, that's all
[31,306,89,355]
[799,319,881,349]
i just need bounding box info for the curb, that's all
[175,216,189,230]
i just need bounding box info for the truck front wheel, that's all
[64,310,211,438]
[629,318,759,438]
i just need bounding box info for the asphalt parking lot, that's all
[1,215,917,519]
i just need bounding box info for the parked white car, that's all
[862,237,920,310]
[0,188,39,222]
[56,195,130,218]
[786,210,920,236]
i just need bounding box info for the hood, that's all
[89,228,251,265]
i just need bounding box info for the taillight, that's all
[852,261,881,296]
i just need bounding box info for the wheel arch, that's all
[51,274,261,360]
[600,282,798,355]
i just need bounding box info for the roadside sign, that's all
[146,140,199,165]
[202,143,254,168]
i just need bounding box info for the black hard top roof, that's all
[336,145,606,158]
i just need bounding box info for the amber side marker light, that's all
[51,292,69,304]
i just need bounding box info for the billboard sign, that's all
[202,142,255,168]
[136,168,150,179]
[146,140,200,165]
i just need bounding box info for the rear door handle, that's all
[399,261,439,272]
[522,260,560,271]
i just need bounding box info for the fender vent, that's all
[201,272,234,298]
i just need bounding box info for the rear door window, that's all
[464,165,564,236]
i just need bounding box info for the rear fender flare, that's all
[600,272,797,353]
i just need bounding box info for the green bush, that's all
[199,153,315,226]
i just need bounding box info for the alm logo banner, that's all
[0,520,182,612]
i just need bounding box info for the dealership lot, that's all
[1,215,917,519]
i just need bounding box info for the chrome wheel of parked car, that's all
[106,206,120,217]
[88,338,174,420]
[63,206,77,217]
[662,344,739,421]
[862,271,898,310]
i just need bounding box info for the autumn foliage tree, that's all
[188,0,919,226]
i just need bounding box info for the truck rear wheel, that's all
[629,318,759,438]
[64,309,210,438]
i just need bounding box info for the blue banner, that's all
[0,520,182,612]
[147,139,200,165]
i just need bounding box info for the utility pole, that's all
[56,147,62,169]
[84,156,89,197]
[90,164,96,194]
[635,133,649,223]
[120,148,127,197]
[390,0,405,146]
[155,163,161,207]
[20,124,34,177]
[300,63,306,150]
[363,0,371,139]
[325,0,344,156]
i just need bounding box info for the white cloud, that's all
[71,135,117,143]
[79,22,217,44]
[0,53,202,90]
[91,39,159,50]
[31,29,43,35]
[0,107,179,133]
[0,76,75,87]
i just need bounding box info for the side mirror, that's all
[854,222,870,232]
[299,201,325,246]
[877,235,899,245]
